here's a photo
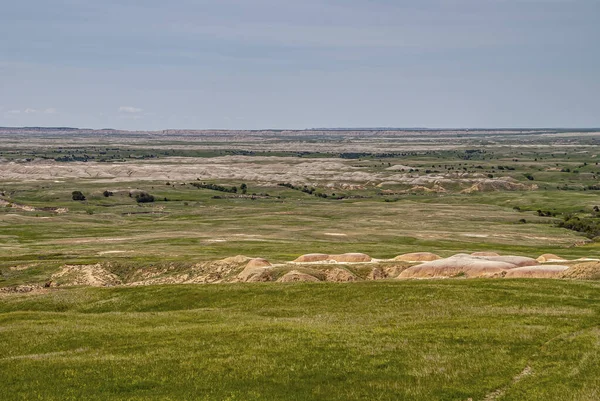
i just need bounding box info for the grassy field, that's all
[1,178,598,285]
[1,280,600,400]
[1,129,600,399]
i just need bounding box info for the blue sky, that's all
[1,0,599,130]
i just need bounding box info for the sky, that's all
[1,0,599,130]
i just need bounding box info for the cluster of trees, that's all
[129,192,154,203]
[537,210,559,217]
[190,182,246,194]
[71,191,86,201]
[278,183,333,199]
[56,155,92,162]
[279,182,315,194]
[73,190,153,202]
[133,192,155,203]
[558,214,600,239]
[339,152,372,159]
[460,149,487,160]
[535,206,600,239]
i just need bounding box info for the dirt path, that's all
[483,366,532,401]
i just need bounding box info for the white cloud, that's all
[3,107,57,117]
[119,106,143,113]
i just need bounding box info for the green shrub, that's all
[72,191,86,201]
[135,192,155,203]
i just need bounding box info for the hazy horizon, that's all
[4,126,600,133]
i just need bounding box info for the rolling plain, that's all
[1,127,600,400]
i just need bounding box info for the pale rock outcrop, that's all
[393,252,441,262]
[505,265,569,278]
[277,270,320,282]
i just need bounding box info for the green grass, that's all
[1,176,598,286]
[1,280,600,400]
[2,130,600,399]
[0,191,594,286]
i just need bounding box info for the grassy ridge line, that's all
[1,280,600,400]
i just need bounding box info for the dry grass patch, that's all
[561,261,600,280]
[51,264,121,287]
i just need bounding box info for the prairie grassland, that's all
[1,280,600,400]
[0,181,596,286]
[1,129,600,399]
[1,131,598,282]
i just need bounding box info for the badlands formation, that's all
[4,252,599,292]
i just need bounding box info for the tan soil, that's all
[216,255,251,265]
[236,258,273,282]
[393,252,441,262]
[460,179,537,193]
[385,164,414,171]
[0,285,46,295]
[471,252,500,257]
[561,261,600,280]
[505,265,569,278]
[398,254,517,279]
[8,264,36,271]
[277,270,320,282]
[6,252,597,289]
[536,253,567,263]
[408,185,441,193]
[325,267,357,282]
[51,264,121,287]
[244,258,272,269]
[328,253,372,263]
[479,255,538,267]
[237,267,273,283]
[0,154,543,193]
[0,199,68,214]
[245,270,273,282]
[383,264,412,278]
[368,267,385,280]
[293,253,331,263]
[167,255,251,284]
[121,256,253,286]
